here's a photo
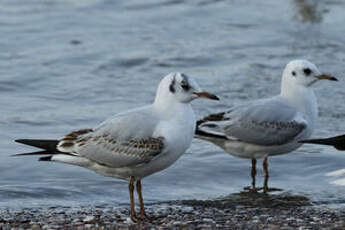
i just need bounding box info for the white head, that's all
[281,60,337,93]
[154,72,219,105]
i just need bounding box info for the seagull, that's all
[14,72,219,222]
[195,60,337,193]
[300,134,345,150]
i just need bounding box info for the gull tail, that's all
[300,134,345,151]
[14,139,62,161]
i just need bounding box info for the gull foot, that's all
[130,214,140,223]
[242,186,263,194]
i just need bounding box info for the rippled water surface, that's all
[1,0,345,208]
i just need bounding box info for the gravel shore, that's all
[0,192,344,229]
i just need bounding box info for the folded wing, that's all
[197,98,307,146]
[56,106,165,167]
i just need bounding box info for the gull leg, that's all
[136,180,148,220]
[263,157,269,193]
[129,176,138,222]
[243,158,261,193]
[262,157,282,193]
[251,158,257,189]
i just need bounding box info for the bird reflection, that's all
[293,0,328,23]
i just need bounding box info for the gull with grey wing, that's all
[15,72,219,222]
[196,60,337,192]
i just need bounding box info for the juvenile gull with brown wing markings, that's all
[15,72,219,222]
[196,60,337,193]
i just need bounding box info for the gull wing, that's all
[57,105,165,167]
[197,97,308,146]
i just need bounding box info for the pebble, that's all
[83,215,96,223]
[0,194,344,229]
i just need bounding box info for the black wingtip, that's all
[299,136,340,145]
[12,150,51,157]
[39,156,52,161]
[15,139,30,144]
[299,139,330,145]
[195,128,228,140]
[14,139,59,152]
[300,135,345,151]
[299,140,311,144]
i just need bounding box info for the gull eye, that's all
[292,71,296,76]
[181,82,190,91]
[303,68,312,76]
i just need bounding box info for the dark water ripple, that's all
[0,0,345,209]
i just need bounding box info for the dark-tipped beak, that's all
[193,92,219,100]
[316,74,338,81]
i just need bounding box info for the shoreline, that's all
[0,193,344,229]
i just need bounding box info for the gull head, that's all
[154,72,219,104]
[282,60,337,88]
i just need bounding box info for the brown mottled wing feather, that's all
[78,136,165,168]
[57,129,93,149]
[58,129,165,168]
[57,106,166,167]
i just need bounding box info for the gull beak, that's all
[193,91,219,100]
[315,74,338,81]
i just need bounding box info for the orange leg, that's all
[129,176,138,222]
[136,180,148,219]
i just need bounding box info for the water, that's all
[1,0,345,209]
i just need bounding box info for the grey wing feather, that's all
[57,105,165,167]
[198,97,307,145]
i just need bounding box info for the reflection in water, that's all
[293,0,328,23]
[327,169,345,186]
[172,192,311,209]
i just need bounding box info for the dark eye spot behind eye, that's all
[169,77,176,93]
[303,68,312,76]
[292,71,296,76]
[181,82,190,91]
